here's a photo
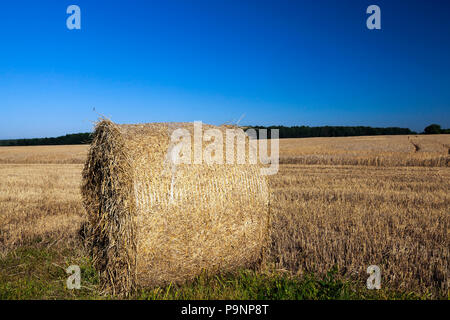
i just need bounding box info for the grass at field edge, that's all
[0,244,443,300]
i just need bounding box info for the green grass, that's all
[136,267,433,300]
[137,267,360,300]
[0,245,102,299]
[0,245,441,300]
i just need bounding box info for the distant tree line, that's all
[243,125,415,139]
[1,124,447,146]
[423,124,450,134]
[0,133,92,146]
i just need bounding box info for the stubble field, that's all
[0,135,448,299]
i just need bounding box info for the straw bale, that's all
[81,120,269,294]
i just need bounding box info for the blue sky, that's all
[0,0,449,138]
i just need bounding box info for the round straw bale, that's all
[81,119,269,294]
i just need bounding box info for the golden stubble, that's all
[0,134,448,296]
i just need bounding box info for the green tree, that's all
[423,124,441,134]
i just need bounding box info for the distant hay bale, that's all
[81,119,269,295]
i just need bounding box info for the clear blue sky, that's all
[1,0,449,139]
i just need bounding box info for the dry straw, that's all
[81,119,269,295]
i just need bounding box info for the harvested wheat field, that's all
[0,134,448,299]
[0,145,88,164]
[280,134,450,166]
